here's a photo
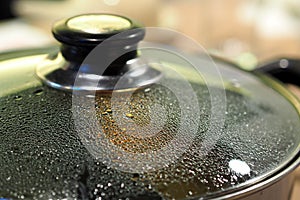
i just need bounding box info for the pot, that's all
[0,14,299,200]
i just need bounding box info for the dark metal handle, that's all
[0,0,15,20]
[254,58,300,86]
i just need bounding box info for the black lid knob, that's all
[52,14,145,70]
[37,13,162,91]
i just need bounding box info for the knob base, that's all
[36,52,162,92]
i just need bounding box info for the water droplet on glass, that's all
[14,95,22,101]
[229,159,251,175]
[33,89,43,96]
[144,88,151,93]
[106,109,112,113]
[125,113,134,118]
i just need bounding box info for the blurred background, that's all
[1,0,300,69]
[0,0,299,199]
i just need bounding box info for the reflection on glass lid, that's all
[0,50,299,199]
[67,14,132,34]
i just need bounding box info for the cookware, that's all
[0,14,299,200]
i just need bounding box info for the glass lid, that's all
[0,14,299,200]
